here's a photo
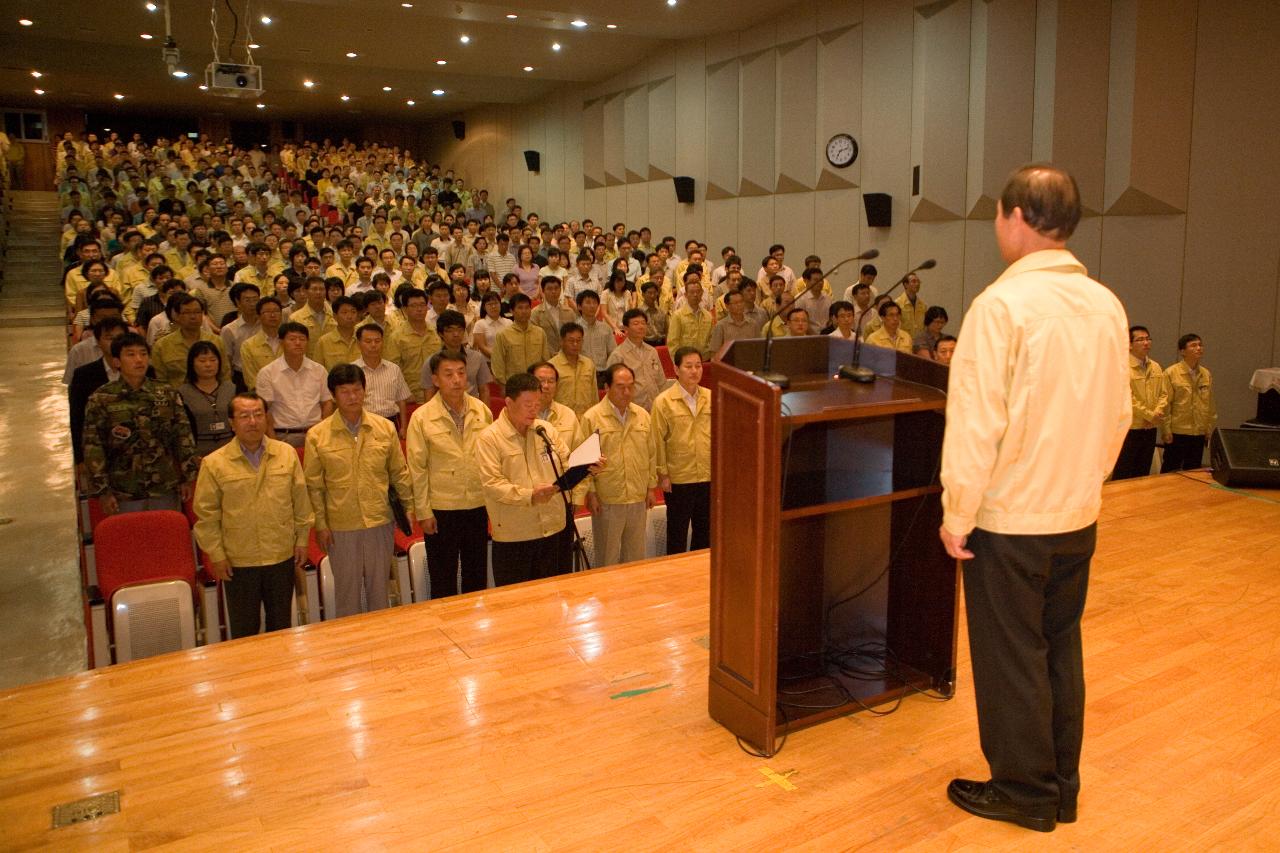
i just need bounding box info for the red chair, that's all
[488,395,506,419]
[656,345,677,379]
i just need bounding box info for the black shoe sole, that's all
[947,786,1057,833]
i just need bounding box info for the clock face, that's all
[826,133,858,168]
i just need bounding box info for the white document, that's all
[567,431,602,469]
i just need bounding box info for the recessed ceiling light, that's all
[103,128,110,132]
[113,93,125,100]
[406,99,415,106]
[248,42,260,49]
[667,0,677,5]
[506,13,517,19]
[401,2,413,6]
[459,35,470,44]
[199,84,208,90]
[606,23,618,29]
[256,103,266,109]
[140,32,153,39]
[345,51,358,58]
[551,42,561,51]
[570,19,587,27]
[34,88,45,95]
[145,2,158,10]
[260,15,272,24]
[31,70,42,78]
[523,66,534,72]
[435,59,447,65]
[303,80,315,88]
[382,85,392,92]
[432,88,445,96]
[18,18,33,26]
[340,94,350,101]
[171,70,189,78]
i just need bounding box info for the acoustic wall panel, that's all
[1103,0,1197,215]
[647,178,677,248]
[737,197,776,268]
[624,85,650,184]
[705,199,740,268]
[1098,216,1186,344]
[647,76,677,181]
[561,92,585,220]
[777,37,819,193]
[626,183,649,235]
[605,184,628,228]
[966,0,1036,219]
[739,49,777,197]
[907,221,966,327]
[582,98,605,190]
[543,93,568,222]
[814,189,863,273]
[583,187,606,227]
[961,220,1005,320]
[816,25,862,192]
[910,0,971,223]
[705,59,741,201]
[861,0,915,271]
[774,194,817,275]
[1032,0,1110,214]
[602,91,626,187]
[675,39,708,244]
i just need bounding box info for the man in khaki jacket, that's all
[405,351,493,598]
[305,364,415,618]
[193,392,312,638]
[651,347,711,554]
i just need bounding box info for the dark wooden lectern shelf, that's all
[707,336,958,753]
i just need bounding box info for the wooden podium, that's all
[707,336,958,753]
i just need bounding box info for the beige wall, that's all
[426,0,1280,429]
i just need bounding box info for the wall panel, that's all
[739,49,777,197]
[910,0,971,223]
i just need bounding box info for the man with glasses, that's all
[1112,326,1168,480]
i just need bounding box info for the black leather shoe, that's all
[947,779,1056,833]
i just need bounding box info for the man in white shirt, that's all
[354,324,412,437]
[939,165,1130,834]
[255,322,335,447]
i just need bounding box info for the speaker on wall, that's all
[864,193,892,228]
[451,120,466,140]
[523,150,541,172]
[1210,428,1280,488]
[673,176,695,204]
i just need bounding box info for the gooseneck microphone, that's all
[840,259,937,384]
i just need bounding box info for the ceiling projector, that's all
[204,63,263,97]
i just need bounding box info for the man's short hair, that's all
[621,308,647,327]
[671,346,701,367]
[110,331,149,358]
[831,300,855,316]
[877,300,901,318]
[327,362,366,393]
[527,360,558,380]
[356,323,384,341]
[504,372,540,400]
[1177,333,1201,351]
[1129,325,1150,341]
[278,321,309,339]
[332,295,359,315]
[508,292,532,308]
[229,282,260,303]
[575,289,599,306]
[999,163,1082,240]
[228,391,268,420]
[430,350,468,375]
[94,316,129,338]
[436,309,467,334]
[860,264,878,277]
[559,321,584,339]
[785,307,809,322]
[605,363,635,386]
[923,305,949,325]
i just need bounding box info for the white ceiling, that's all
[1,0,797,122]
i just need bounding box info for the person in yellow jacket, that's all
[1160,333,1217,472]
[490,293,550,383]
[313,296,362,371]
[151,293,230,386]
[864,301,914,354]
[405,351,494,598]
[549,323,598,417]
[1112,325,1169,479]
[578,364,657,567]
[651,347,711,554]
[304,364,415,619]
[193,392,312,638]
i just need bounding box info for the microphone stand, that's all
[839,259,936,384]
[536,426,591,572]
[751,287,804,389]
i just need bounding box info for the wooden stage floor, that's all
[3,472,1279,850]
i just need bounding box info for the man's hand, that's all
[180,482,195,504]
[587,454,607,476]
[939,526,974,560]
[421,516,438,535]
[532,484,559,504]
[99,492,119,516]
[585,492,601,514]
[645,489,657,509]
[314,528,332,553]
[209,559,233,581]
[1151,411,1165,425]
[293,545,309,571]
[658,475,672,493]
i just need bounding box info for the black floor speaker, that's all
[1210,428,1280,488]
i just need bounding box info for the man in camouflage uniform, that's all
[83,332,199,515]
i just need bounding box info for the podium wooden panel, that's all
[707,336,958,752]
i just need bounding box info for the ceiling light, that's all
[31,70,42,78]
[667,0,677,5]
[145,2,158,10]
[18,19,33,26]
[140,32,153,39]
[432,88,445,96]
[506,13,517,19]
[34,88,45,95]
[435,59,447,65]
[345,51,358,58]
[104,128,110,132]
[570,19,587,27]
[459,35,471,44]
[401,2,413,6]
[248,42,260,49]
[303,79,315,88]
[340,94,350,101]
[260,15,272,24]
[523,66,534,72]
[256,103,266,109]
[406,99,415,106]
[171,70,189,78]
[113,93,125,100]
[382,85,392,92]
[606,23,618,29]
[199,84,208,90]
[551,42,561,51]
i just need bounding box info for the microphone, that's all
[751,284,807,389]
[534,425,549,440]
[839,259,937,384]
[823,247,881,280]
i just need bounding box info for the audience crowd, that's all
[56,131,1216,637]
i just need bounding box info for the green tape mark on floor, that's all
[610,683,672,700]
